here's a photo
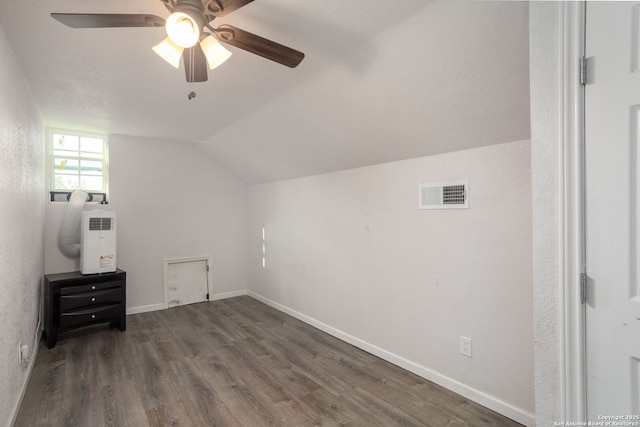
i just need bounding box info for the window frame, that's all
[47,128,109,203]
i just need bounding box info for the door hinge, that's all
[206,293,210,300]
[579,56,589,86]
[580,272,587,304]
[206,264,210,272]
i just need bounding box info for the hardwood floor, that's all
[16,296,523,426]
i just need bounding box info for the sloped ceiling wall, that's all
[0,0,529,185]
[202,1,530,184]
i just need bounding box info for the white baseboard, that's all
[248,291,535,427]
[126,303,167,315]
[212,290,247,300]
[126,290,248,315]
[7,332,41,427]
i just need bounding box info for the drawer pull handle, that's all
[91,314,96,319]
[91,298,96,302]
[91,285,96,290]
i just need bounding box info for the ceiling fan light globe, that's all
[166,12,200,48]
[200,36,232,70]
[152,37,184,68]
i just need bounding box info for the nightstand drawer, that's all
[60,280,122,296]
[60,287,122,311]
[60,303,122,329]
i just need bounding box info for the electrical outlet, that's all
[460,336,472,358]
[18,342,29,366]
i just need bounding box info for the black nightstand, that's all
[43,269,126,348]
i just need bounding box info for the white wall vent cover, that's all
[419,180,469,209]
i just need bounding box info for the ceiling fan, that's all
[51,0,305,83]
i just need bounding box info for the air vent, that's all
[419,180,469,209]
[88,217,114,231]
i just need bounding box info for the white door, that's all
[165,259,209,308]
[585,1,640,418]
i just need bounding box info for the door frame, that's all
[561,1,587,422]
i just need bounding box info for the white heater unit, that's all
[81,211,117,275]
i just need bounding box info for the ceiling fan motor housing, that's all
[172,0,208,27]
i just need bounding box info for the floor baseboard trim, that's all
[126,303,167,315]
[212,290,248,300]
[127,291,249,315]
[248,291,535,427]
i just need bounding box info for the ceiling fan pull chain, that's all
[188,50,196,100]
[190,47,195,82]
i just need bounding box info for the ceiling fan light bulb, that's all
[200,36,232,70]
[166,12,200,48]
[152,37,184,68]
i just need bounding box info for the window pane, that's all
[80,176,103,191]
[80,160,103,175]
[53,134,79,153]
[54,174,79,190]
[54,158,79,172]
[80,137,104,154]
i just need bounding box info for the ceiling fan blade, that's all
[206,0,255,17]
[184,44,208,83]
[51,13,165,28]
[215,25,304,68]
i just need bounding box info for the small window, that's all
[48,129,108,202]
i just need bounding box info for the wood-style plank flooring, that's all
[16,296,523,426]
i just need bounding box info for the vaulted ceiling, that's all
[0,0,529,184]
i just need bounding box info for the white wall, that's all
[247,140,534,425]
[0,24,45,427]
[529,2,563,424]
[44,135,248,311]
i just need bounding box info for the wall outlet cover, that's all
[460,336,472,358]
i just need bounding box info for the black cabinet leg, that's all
[44,330,57,349]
